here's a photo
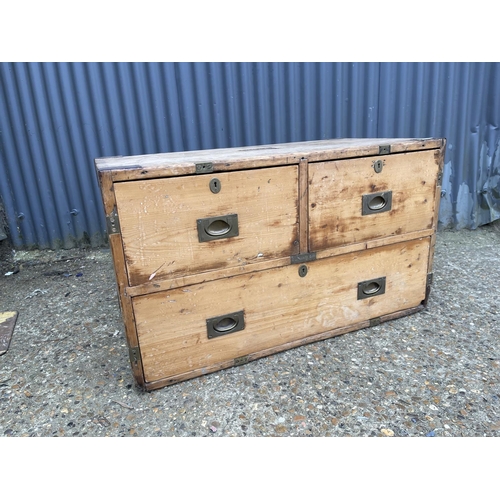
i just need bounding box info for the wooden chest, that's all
[95,137,445,391]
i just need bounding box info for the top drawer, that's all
[114,166,299,286]
[308,150,440,251]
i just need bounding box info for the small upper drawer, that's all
[114,166,299,286]
[308,150,440,251]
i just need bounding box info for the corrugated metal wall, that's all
[1,62,499,249]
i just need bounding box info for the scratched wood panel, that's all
[95,138,443,182]
[309,150,440,251]
[114,166,299,286]
[428,140,446,274]
[133,238,430,383]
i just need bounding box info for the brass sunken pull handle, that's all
[207,310,245,339]
[362,191,392,215]
[357,277,386,299]
[197,214,239,242]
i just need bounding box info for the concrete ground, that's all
[0,223,499,437]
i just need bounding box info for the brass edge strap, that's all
[106,206,121,235]
[291,252,317,264]
[129,346,141,367]
[234,355,250,367]
[195,162,214,173]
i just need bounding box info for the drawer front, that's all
[133,238,430,383]
[308,150,439,251]
[114,166,299,286]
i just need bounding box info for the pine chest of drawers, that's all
[95,137,445,391]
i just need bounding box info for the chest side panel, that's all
[114,165,299,286]
[308,150,439,251]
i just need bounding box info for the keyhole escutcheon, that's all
[209,178,221,194]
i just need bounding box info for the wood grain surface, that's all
[95,138,443,182]
[133,238,430,382]
[114,166,299,286]
[309,150,439,251]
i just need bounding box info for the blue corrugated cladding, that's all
[0,62,499,249]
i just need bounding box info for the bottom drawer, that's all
[133,238,431,387]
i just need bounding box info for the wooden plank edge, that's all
[125,256,292,297]
[142,305,425,391]
[427,138,446,275]
[95,168,146,387]
[424,138,446,306]
[377,304,425,324]
[95,168,115,214]
[315,229,434,260]
[95,137,442,170]
[298,157,309,253]
[365,228,435,250]
[101,140,444,182]
[108,237,145,388]
[126,230,435,297]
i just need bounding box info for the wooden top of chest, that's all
[95,137,444,182]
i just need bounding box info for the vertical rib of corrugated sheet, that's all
[378,62,500,229]
[0,62,499,249]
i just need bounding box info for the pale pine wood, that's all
[124,229,435,298]
[144,304,425,389]
[144,320,371,389]
[314,229,435,260]
[309,150,439,251]
[96,171,145,386]
[114,166,299,286]
[125,256,291,298]
[108,233,145,386]
[427,142,446,274]
[133,238,430,382]
[365,228,435,249]
[314,242,368,261]
[95,138,442,182]
[96,170,116,214]
[95,138,444,390]
[298,157,309,252]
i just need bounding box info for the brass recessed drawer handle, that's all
[362,191,392,215]
[207,310,245,339]
[197,214,239,242]
[357,277,386,299]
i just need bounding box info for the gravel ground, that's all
[0,224,499,438]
